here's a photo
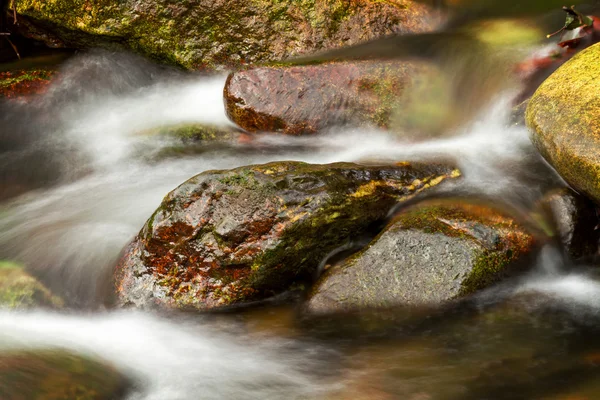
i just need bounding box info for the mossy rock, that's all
[0,349,129,400]
[115,161,460,310]
[0,261,63,309]
[526,42,600,204]
[11,0,436,70]
[305,198,538,314]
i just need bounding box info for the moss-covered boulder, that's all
[115,161,460,310]
[526,42,600,204]
[0,261,63,309]
[10,0,436,70]
[0,349,129,399]
[305,199,537,314]
[0,69,56,99]
[224,61,430,135]
[142,124,240,142]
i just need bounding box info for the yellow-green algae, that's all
[0,69,54,88]
[526,42,600,204]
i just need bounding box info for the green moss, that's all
[0,69,53,88]
[0,261,21,270]
[217,170,257,187]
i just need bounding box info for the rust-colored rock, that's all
[114,161,460,311]
[224,61,429,134]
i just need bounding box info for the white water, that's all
[0,310,334,400]
[0,50,598,399]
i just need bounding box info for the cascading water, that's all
[2,50,600,399]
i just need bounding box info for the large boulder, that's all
[10,0,436,69]
[115,161,460,310]
[224,61,430,135]
[526,42,600,204]
[0,349,129,399]
[305,199,538,315]
[0,261,63,309]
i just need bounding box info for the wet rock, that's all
[541,188,600,260]
[10,0,437,70]
[115,161,460,310]
[0,69,56,99]
[526,42,600,204]
[224,61,429,135]
[305,199,537,314]
[0,261,63,309]
[0,349,129,399]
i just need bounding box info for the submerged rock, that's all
[224,61,428,135]
[305,199,537,314]
[526,42,600,204]
[0,261,63,309]
[135,123,242,160]
[10,0,436,69]
[0,349,129,399]
[115,161,460,310]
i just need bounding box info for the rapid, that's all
[2,50,600,399]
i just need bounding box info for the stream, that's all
[2,50,600,399]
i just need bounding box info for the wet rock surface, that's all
[224,61,428,135]
[10,0,436,69]
[305,199,537,314]
[527,42,600,204]
[0,349,129,400]
[0,261,63,309]
[541,187,600,260]
[115,161,460,310]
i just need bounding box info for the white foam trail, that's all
[253,94,544,200]
[518,274,600,310]
[0,310,331,400]
[0,86,550,306]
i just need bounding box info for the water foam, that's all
[0,310,332,400]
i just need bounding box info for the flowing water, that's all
[1,50,600,399]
